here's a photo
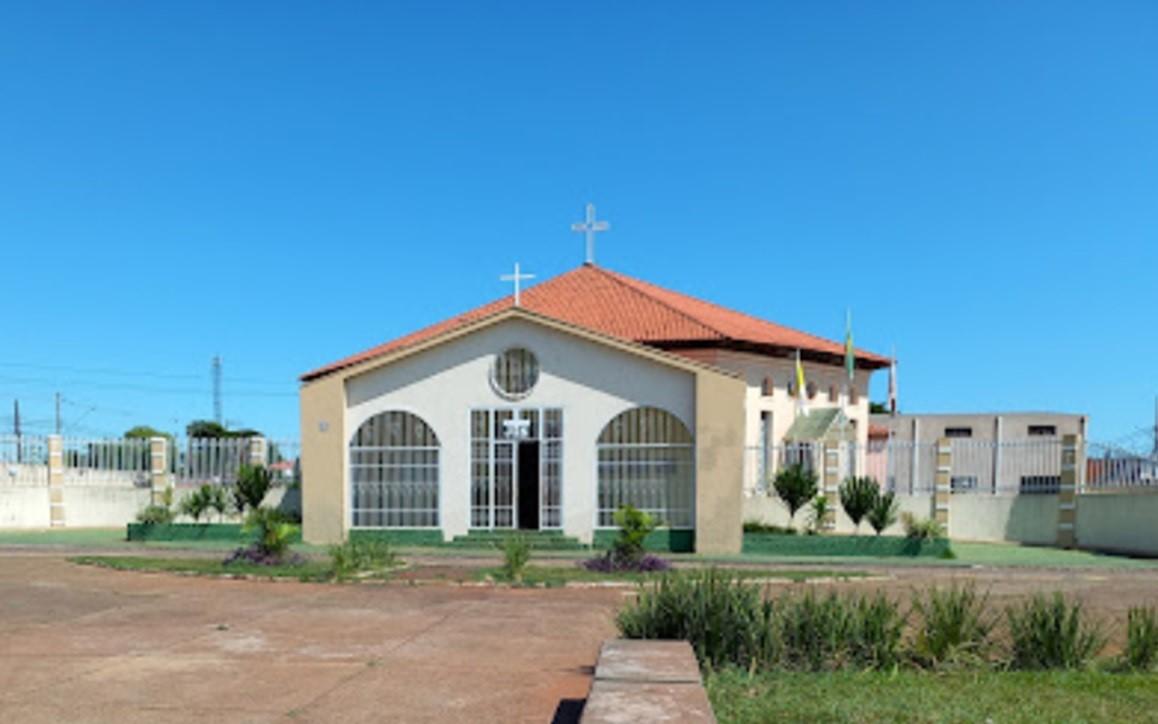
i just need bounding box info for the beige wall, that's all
[693,371,746,554]
[1077,491,1158,556]
[874,412,1086,444]
[949,494,1059,545]
[301,373,347,544]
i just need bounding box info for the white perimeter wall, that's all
[345,318,697,543]
[1077,492,1158,557]
[743,493,934,536]
[949,495,1059,545]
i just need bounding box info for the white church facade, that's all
[299,263,888,554]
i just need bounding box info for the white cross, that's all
[500,262,535,306]
[571,202,610,265]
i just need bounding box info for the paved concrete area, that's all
[0,554,622,723]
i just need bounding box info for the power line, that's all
[0,373,296,398]
[0,360,292,386]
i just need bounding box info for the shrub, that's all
[772,464,818,529]
[233,464,273,514]
[612,505,656,565]
[136,488,174,525]
[1125,606,1158,671]
[807,495,831,534]
[911,584,995,667]
[206,485,230,522]
[743,521,797,535]
[838,476,879,531]
[178,485,214,522]
[846,592,905,669]
[329,538,398,580]
[866,491,899,536]
[240,507,296,561]
[617,569,777,671]
[584,505,671,573]
[777,591,852,671]
[901,512,945,541]
[1007,594,1105,670]
[498,534,532,583]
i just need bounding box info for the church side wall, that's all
[340,318,697,544]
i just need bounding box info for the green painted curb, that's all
[125,523,302,543]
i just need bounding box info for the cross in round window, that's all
[492,347,539,398]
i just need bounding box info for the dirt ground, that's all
[2,551,1157,723]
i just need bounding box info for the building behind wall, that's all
[868,411,1088,495]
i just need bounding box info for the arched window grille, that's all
[349,411,440,527]
[596,407,694,529]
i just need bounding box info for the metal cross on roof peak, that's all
[500,262,535,307]
[571,203,610,265]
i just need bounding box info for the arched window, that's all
[349,411,440,527]
[597,407,694,529]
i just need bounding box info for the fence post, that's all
[822,441,841,530]
[934,437,951,531]
[248,437,268,468]
[149,436,170,505]
[1057,434,1079,549]
[47,435,65,527]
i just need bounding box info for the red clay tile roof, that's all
[301,264,890,381]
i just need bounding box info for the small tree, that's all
[808,495,831,534]
[867,491,899,535]
[179,485,213,522]
[839,476,880,533]
[234,464,273,514]
[772,464,818,530]
[611,505,657,567]
[207,485,230,522]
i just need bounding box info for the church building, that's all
[299,262,888,554]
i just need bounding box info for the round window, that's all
[492,347,539,398]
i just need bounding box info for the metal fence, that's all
[1085,443,1158,490]
[745,438,1069,497]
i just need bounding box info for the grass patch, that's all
[70,555,336,582]
[707,668,1158,723]
[477,565,867,587]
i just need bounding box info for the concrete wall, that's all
[949,494,1059,545]
[0,487,51,528]
[0,472,300,529]
[743,493,934,537]
[1077,491,1158,556]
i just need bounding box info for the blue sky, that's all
[1,2,1155,444]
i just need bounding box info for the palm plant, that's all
[866,491,899,536]
[838,476,879,532]
[772,464,819,530]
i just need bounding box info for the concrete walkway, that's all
[0,554,623,722]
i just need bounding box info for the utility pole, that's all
[211,356,223,425]
[55,392,62,435]
[13,400,21,463]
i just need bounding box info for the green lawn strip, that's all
[70,555,336,581]
[707,668,1158,724]
[475,565,869,587]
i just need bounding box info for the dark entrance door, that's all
[517,441,540,530]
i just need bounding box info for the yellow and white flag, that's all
[795,349,807,416]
